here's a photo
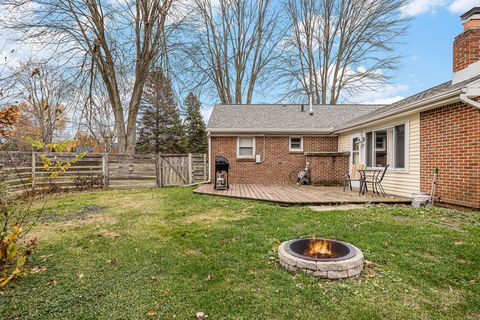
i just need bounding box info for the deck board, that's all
[194,184,411,205]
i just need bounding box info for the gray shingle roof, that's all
[207,75,480,134]
[207,104,384,133]
[337,74,480,129]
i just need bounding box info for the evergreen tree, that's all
[136,70,187,154]
[184,92,207,153]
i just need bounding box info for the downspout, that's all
[460,87,480,109]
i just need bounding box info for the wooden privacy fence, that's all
[0,151,208,195]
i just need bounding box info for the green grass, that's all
[1,187,479,319]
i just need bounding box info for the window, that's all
[237,137,255,158]
[365,123,407,169]
[352,137,360,165]
[289,137,303,152]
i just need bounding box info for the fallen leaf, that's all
[147,309,157,317]
[364,260,375,267]
[48,277,58,286]
[108,258,117,265]
[205,274,213,281]
[196,311,208,319]
[164,288,170,296]
[31,265,47,274]
[79,273,84,280]
[383,241,389,248]
[151,275,158,282]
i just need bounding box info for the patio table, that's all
[357,168,383,195]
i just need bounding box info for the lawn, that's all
[1,187,479,319]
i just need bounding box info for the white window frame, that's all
[365,121,409,171]
[289,136,304,152]
[237,137,256,159]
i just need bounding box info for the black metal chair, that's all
[363,164,389,197]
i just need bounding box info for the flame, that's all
[305,239,333,258]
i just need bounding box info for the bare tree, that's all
[279,0,407,104]
[9,61,71,144]
[184,0,283,104]
[2,0,175,154]
[75,75,117,153]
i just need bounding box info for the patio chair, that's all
[363,164,389,197]
[343,164,366,192]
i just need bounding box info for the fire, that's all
[305,239,333,258]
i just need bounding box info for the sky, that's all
[376,0,477,103]
[199,0,478,119]
[1,0,478,122]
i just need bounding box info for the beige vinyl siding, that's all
[337,113,420,198]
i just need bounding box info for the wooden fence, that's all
[0,151,208,195]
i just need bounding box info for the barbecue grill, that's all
[214,156,230,190]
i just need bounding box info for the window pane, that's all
[239,137,253,147]
[290,137,302,149]
[366,132,372,167]
[352,137,360,152]
[375,130,387,167]
[239,147,253,156]
[394,124,406,168]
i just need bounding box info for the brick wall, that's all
[453,28,480,72]
[210,136,343,184]
[307,153,349,185]
[420,102,480,209]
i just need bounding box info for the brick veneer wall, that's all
[453,28,480,72]
[307,153,349,185]
[420,102,480,209]
[210,136,343,184]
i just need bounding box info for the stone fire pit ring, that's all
[278,238,364,280]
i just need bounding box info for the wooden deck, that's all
[194,184,411,205]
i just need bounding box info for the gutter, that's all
[334,87,463,133]
[460,87,480,109]
[207,128,335,134]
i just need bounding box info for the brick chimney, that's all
[452,7,480,84]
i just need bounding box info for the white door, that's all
[350,135,363,188]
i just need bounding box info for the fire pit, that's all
[278,238,363,279]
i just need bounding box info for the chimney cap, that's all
[460,7,480,20]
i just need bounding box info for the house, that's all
[206,7,480,210]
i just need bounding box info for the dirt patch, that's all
[182,208,250,224]
[28,213,118,242]
[39,205,109,223]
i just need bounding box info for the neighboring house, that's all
[207,7,480,210]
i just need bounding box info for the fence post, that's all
[203,153,207,181]
[102,153,109,188]
[188,153,193,185]
[156,153,163,188]
[31,151,36,190]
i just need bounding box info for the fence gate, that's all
[0,151,208,195]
